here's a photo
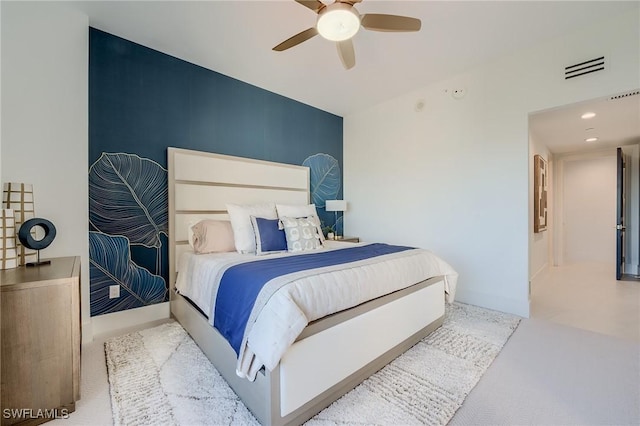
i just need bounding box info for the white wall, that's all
[1,2,90,340]
[529,133,551,280]
[553,146,640,270]
[344,9,639,317]
[561,151,617,264]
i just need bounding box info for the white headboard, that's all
[167,147,310,295]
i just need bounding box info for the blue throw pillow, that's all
[250,216,287,255]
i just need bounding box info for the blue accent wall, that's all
[89,28,343,316]
[89,28,342,167]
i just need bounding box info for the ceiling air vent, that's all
[609,90,640,100]
[565,56,605,80]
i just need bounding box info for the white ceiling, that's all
[68,0,638,117]
[530,91,640,155]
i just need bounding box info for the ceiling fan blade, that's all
[273,27,318,51]
[295,0,325,13]
[360,14,422,32]
[337,39,355,70]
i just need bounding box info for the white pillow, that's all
[226,203,277,253]
[276,203,325,242]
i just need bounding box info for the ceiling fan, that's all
[273,0,421,70]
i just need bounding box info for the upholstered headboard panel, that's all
[167,147,310,295]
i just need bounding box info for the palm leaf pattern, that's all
[89,231,167,316]
[302,153,341,209]
[89,152,167,248]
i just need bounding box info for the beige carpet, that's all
[50,309,638,425]
[104,302,519,425]
[449,318,640,425]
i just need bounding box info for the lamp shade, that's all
[316,3,360,41]
[325,199,347,212]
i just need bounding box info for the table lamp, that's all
[325,199,347,239]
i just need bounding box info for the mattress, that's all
[175,241,458,380]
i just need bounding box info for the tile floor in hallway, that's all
[530,261,640,342]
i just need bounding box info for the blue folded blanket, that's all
[214,243,414,355]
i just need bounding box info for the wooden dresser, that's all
[1,257,81,425]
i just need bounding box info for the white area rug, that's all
[105,303,520,426]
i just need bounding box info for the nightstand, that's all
[1,256,81,425]
[333,236,359,243]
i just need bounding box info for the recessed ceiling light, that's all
[585,137,599,142]
[581,112,596,119]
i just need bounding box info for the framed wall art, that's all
[534,154,548,233]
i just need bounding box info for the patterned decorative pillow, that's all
[250,216,287,255]
[275,203,325,243]
[280,216,323,252]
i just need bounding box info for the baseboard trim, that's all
[530,263,548,282]
[455,290,529,318]
[90,302,170,338]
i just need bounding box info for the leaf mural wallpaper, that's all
[303,153,342,234]
[89,152,169,316]
[89,232,167,316]
[89,30,342,318]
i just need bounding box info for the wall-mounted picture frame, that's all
[534,154,548,233]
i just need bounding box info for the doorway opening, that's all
[527,90,640,341]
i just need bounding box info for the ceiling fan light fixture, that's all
[317,3,360,41]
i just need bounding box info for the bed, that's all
[167,147,458,425]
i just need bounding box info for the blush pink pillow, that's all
[190,220,236,254]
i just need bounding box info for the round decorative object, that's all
[18,218,57,250]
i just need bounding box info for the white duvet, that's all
[175,241,458,381]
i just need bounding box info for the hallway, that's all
[530,262,640,342]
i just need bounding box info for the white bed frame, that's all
[168,147,445,425]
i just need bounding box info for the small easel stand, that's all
[26,250,51,267]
